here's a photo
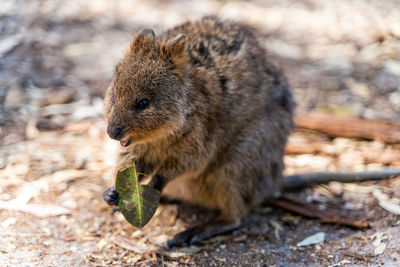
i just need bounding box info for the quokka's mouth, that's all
[120,136,131,147]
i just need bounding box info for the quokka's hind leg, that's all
[167,168,249,247]
[167,218,241,247]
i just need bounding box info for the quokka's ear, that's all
[162,34,187,80]
[163,34,187,58]
[130,28,156,51]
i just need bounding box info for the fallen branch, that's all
[295,113,400,144]
[266,195,370,228]
[283,169,400,190]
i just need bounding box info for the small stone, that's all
[97,239,108,251]
[344,202,355,210]
[0,155,5,169]
[328,181,343,195]
[374,243,386,255]
[384,60,400,76]
[36,119,62,132]
[389,92,400,107]
[70,97,103,121]
[4,87,25,109]
[1,217,16,228]
[346,79,370,99]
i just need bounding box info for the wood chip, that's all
[0,201,71,217]
[62,120,93,133]
[112,236,157,254]
[233,235,247,242]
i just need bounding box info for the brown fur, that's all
[104,16,294,241]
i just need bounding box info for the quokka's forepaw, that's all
[103,187,119,206]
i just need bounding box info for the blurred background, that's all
[1,0,400,266]
[2,0,400,147]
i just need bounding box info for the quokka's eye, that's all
[111,97,115,104]
[135,99,150,110]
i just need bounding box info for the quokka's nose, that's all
[107,124,123,140]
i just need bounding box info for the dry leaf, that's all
[157,251,187,258]
[148,234,170,247]
[158,246,201,258]
[97,238,108,251]
[297,232,325,247]
[270,220,283,240]
[329,259,352,267]
[373,189,400,215]
[113,236,157,254]
[0,201,71,217]
[374,243,386,255]
[343,184,380,194]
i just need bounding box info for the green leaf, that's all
[115,162,160,228]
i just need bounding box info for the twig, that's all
[295,113,400,143]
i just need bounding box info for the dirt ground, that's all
[1,0,400,266]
